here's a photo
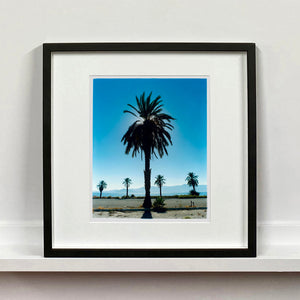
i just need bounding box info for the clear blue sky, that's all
[93,78,207,190]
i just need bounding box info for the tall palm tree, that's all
[185,172,199,192]
[97,180,107,198]
[121,92,174,209]
[123,177,132,198]
[154,175,166,197]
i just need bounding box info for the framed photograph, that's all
[43,43,256,257]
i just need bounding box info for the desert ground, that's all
[93,197,207,219]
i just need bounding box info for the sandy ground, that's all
[93,209,207,219]
[93,197,207,219]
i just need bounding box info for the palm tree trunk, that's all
[143,149,151,208]
[159,186,162,197]
[193,184,195,192]
[100,190,102,198]
[126,186,128,198]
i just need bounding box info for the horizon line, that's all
[93,183,207,192]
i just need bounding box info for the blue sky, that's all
[93,78,207,191]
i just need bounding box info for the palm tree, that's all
[185,172,199,192]
[154,175,166,197]
[97,180,107,198]
[123,178,132,198]
[121,92,174,209]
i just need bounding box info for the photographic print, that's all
[92,77,208,219]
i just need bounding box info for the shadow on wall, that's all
[23,45,43,221]
[0,273,299,299]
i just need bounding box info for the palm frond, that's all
[122,92,175,159]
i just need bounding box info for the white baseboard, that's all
[258,222,300,246]
[0,221,43,246]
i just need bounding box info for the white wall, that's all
[1,0,300,224]
[0,0,300,297]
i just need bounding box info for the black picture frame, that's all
[43,42,256,258]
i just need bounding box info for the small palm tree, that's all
[97,180,107,198]
[123,178,132,198]
[154,175,166,197]
[185,172,199,192]
[121,92,174,209]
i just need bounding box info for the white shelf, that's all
[1,222,300,272]
[1,244,300,272]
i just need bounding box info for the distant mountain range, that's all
[93,184,207,197]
